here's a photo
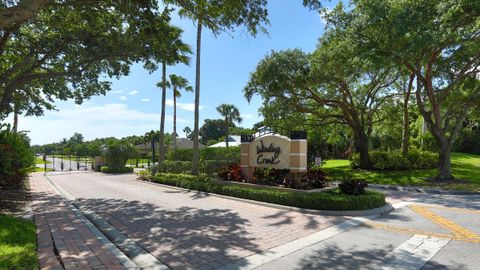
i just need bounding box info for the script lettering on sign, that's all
[256,140,281,165]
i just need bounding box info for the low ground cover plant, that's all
[100,166,133,173]
[350,149,438,170]
[142,173,385,211]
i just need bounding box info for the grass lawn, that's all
[34,157,51,164]
[322,152,480,192]
[0,215,38,269]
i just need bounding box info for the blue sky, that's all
[15,1,332,145]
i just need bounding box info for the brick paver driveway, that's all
[47,172,344,270]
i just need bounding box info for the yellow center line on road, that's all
[361,204,480,243]
[423,205,480,214]
[409,205,480,238]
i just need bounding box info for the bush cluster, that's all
[0,128,34,188]
[285,167,328,190]
[158,160,192,174]
[100,166,134,174]
[165,147,240,163]
[102,139,137,170]
[218,166,328,190]
[338,178,368,195]
[218,163,242,181]
[144,173,385,211]
[157,160,231,175]
[350,149,438,170]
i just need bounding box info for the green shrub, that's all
[165,147,240,163]
[200,147,240,162]
[166,149,192,161]
[350,150,438,170]
[144,173,385,211]
[0,128,34,188]
[285,167,328,190]
[102,139,137,170]
[218,163,242,181]
[100,166,133,173]
[200,160,230,176]
[158,160,192,174]
[338,178,368,195]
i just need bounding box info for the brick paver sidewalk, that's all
[30,173,127,270]
[48,172,346,270]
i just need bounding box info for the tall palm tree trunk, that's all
[192,19,202,175]
[173,88,177,150]
[225,118,229,147]
[158,62,167,166]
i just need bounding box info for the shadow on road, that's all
[74,197,260,269]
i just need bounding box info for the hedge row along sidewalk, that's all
[139,173,386,211]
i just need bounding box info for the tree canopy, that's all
[0,1,190,119]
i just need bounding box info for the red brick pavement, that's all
[48,172,347,270]
[30,173,127,270]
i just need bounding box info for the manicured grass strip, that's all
[322,152,480,192]
[144,173,386,211]
[0,214,38,270]
[34,157,51,164]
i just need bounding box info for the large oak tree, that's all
[328,0,480,180]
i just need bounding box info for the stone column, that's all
[240,135,254,180]
[289,131,307,172]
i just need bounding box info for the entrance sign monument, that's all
[240,131,307,180]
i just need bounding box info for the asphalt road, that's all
[46,172,480,269]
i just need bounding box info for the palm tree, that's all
[144,130,159,163]
[168,74,193,150]
[183,126,192,138]
[216,104,242,147]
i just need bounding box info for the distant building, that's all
[136,138,206,155]
[209,135,241,148]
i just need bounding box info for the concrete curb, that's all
[72,202,170,270]
[369,184,480,196]
[133,179,394,217]
[44,173,169,270]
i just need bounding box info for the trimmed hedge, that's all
[350,149,438,170]
[158,160,231,175]
[165,147,240,163]
[144,173,386,211]
[100,166,133,174]
[158,160,192,174]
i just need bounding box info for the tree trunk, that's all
[191,19,202,175]
[12,103,18,133]
[173,89,177,150]
[401,74,414,154]
[158,62,167,166]
[436,139,453,181]
[225,118,229,147]
[353,129,371,170]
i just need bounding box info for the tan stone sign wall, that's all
[248,135,291,169]
[240,132,307,180]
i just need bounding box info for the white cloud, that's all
[241,113,253,120]
[16,103,188,145]
[140,98,151,102]
[128,90,139,95]
[120,96,127,101]
[165,99,203,111]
